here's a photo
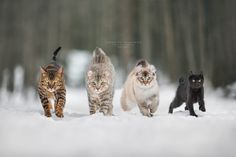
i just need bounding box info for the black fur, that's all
[52,46,61,61]
[168,71,206,117]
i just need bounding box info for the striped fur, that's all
[38,47,66,118]
[86,47,115,116]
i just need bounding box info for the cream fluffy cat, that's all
[121,59,159,117]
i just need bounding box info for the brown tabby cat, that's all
[38,47,66,118]
[86,47,115,116]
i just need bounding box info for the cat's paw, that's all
[168,107,173,114]
[199,106,206,112]
[55,112,64,118]
[190,113,198,117]
[44,111,52,118]
[45,113,52,118]
[142,112,153,117]
[185,106,189,110]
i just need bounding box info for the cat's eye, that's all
[91,82,96,86]
[198,80,201,82]
[192,79,196,82]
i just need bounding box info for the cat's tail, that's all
[136,59,148,67]
[93,47,106,64]
[52,47,61,61]
[121,89,132,112]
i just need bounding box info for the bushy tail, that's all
[52,47,61,61]
[93,47,106,64]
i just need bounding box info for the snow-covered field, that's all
[0,85,236,157]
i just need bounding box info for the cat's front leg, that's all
[199,100,206,112]
[149,95,158,114]
[88,97,97,115]
[107,103,113,116]
[55,88,66,118]
[100,100,113,116]
[38,89,52,117]
[43,102,52,117]
[138,102,153,117]
[187,101,198,117]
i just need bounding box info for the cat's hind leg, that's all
[169,97,183,114]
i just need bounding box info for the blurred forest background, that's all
[0,0,236,92]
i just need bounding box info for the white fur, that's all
[121,61,160,114]
[134,81,159,103]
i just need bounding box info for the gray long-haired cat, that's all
[86,47,115,116]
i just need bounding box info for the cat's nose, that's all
[143,71,148,77]
[48,84,54,89]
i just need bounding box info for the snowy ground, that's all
[0,85,236,157]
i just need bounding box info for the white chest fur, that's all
[133,82,159,102]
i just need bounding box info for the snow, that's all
[0,84,236,157]
[66,50,90,87]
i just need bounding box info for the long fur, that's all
[86,47,115,116]
[121,59,159,117]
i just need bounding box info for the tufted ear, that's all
[150,65,156,73]
[87,70,93,79]
[40,66,46,73]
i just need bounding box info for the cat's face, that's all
[40,67,63,92]
[87,70,110,93]
[135,65,157,88]
[188,73,204,89]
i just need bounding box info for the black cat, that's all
[168,71,206,117]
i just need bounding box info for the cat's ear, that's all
[40,66,46,73]
[199,71,204,79]
[87,70,93,79]
[57,66,64,75]
[150,65,156,73]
